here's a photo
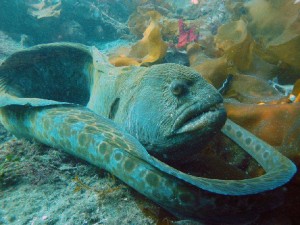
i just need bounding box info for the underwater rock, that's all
[59,20,86,43]
[163,50,189,66]
[94,25,105,40]
[0,31,24,64]
[63,0,129,41]
[225,1,247,21]
[135,0,175,16]
[0,0,132,44]
[244,0,300,81]
[223,74,284,103]
[27,0,62,19]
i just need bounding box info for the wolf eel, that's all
[0,43,296,224]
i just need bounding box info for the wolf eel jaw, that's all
[173,102,225,134]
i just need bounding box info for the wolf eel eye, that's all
[170,80,188,97]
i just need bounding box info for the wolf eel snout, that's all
[173,101,226,134]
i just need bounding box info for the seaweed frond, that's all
[72,173,125,200]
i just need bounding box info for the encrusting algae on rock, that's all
[27,0,62,19]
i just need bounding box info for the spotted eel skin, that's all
[0,105,296,224]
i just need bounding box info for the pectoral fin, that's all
[0,43,92,107]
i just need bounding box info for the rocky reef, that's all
[0,0,134,45]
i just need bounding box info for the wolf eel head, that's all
[115,64,226,162]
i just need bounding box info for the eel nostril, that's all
[170,80,188,97]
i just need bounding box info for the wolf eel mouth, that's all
[173,101,226,134]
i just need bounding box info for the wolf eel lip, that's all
[173,102,225,134]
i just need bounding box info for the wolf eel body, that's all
[0,43,296,224]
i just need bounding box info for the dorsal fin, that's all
[0,42,93,107]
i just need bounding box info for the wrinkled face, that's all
[115,64,226,162]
